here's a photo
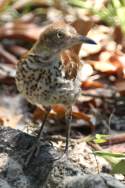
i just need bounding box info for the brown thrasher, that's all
[16,21,96,165]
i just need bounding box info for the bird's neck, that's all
[29,44,60,67]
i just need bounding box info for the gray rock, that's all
[65,173,125,188]
[0,126,124,188]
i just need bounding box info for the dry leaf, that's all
[33,107,46,121]
[72,111,91,123]
[0,76,15,85]
[52,104,65,119]
[0,45,18,65]
[91,60,117,74]
[71,19,93,55]
[0,118,4,126]
[106,144,125,153]
[81,80,104,89]
[0,22,43,42]
[13,0,50,10]
[0,107,22,128]
[113,26,123,44]
[94,50,124,77]
[115,80,125,95]
[7,45,27,57]
[33,105,93,125]
[0,0,10,11]
[33,105,65,121]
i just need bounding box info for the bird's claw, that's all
[23,141,40,166]
[23,139,54,166]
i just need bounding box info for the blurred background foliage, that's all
[1,0,125,33]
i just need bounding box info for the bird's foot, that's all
[54,145,69,161]
[23,141,40,167]
[23,138,54,167]
[62,146,69,159]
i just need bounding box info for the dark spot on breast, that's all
[36,73,42,82]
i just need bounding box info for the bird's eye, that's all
[57,32,64,39]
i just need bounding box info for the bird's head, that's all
[31,22,96,62]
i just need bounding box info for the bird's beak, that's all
[78,35,96,45]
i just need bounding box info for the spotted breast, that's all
[16,53,81,108]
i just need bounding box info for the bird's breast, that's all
[16,59,80,106]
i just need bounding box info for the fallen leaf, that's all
[91,60,117,74]
[0,22,43,42]
[33,105,65,121]
[52,104,65,119]
[95,50,124,77]
[106,144,125,153]
[33,107,46,121]
[0,45,18,65]
[72,111,91,123]
[7,45,27,57]
[0,76,15,85]
[0,107,22,128]
[71,19,93,55]
[33,105,93,125]
[13,0,50,10]
[81,80,104,89]
[113,25,123,44]
[115,80,125,95]
[0,0,10,11]
[112,159,125,175]
[0,118,4,126]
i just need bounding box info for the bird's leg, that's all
[34,106,51,156]
[64,106,72,156]
[24,106,51,166]
[36,106,51,142]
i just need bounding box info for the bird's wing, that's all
[61,49,80,80]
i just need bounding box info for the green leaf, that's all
[112,159,125,175]
[68,0,91,9]
[94,134,109,144]
[95,151,125,158]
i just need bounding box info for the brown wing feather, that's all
[61,49,80,80]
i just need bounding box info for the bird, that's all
[16,21,96,165]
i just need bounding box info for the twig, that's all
[100,133,125,146]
